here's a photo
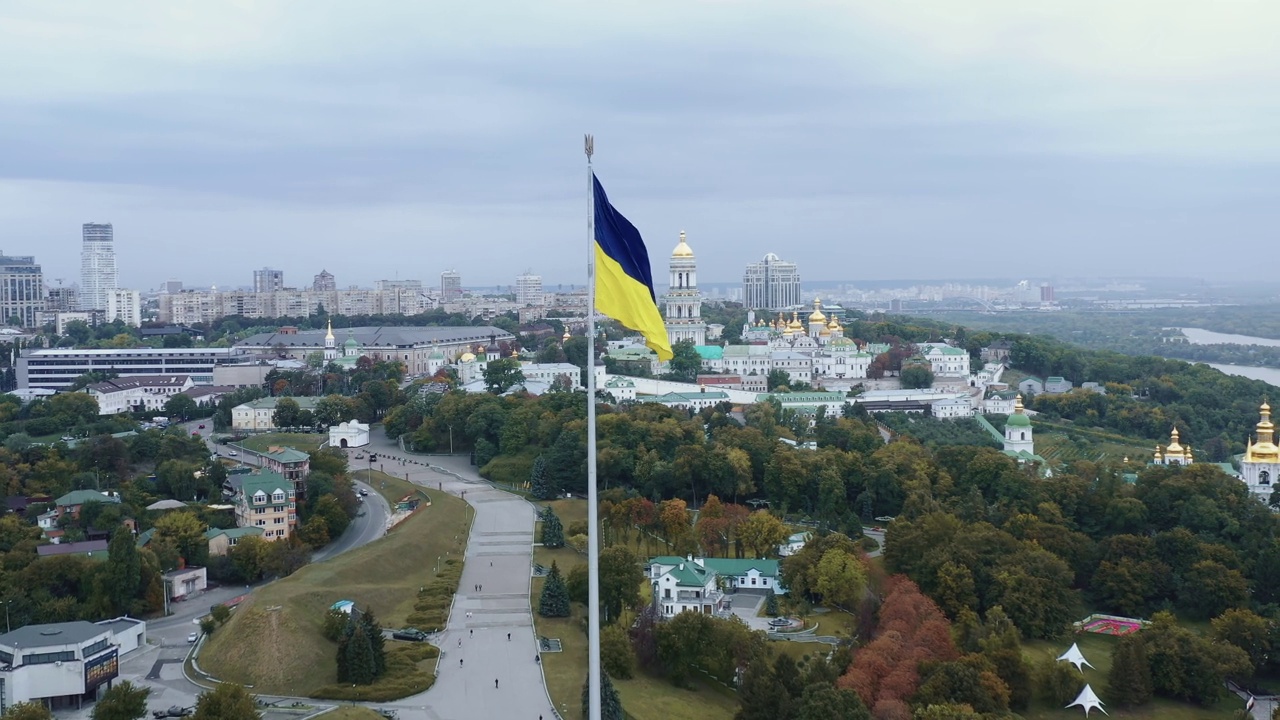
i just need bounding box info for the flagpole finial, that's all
[584,134,594,160]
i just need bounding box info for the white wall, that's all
[619,375,758,405]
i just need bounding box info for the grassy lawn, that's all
[1035,432,1152,465]
[1020,634,1243,719]
[199,486,470,698]
[240,432,328,454]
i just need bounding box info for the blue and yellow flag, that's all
[593,174,673,361]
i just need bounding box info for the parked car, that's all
[228,450,238,456]
[354,453,365,459]
[187,632,199,643]
[360,489,369,496]
[152,707,193,718]
[392,628,429,642]
[198,424,205,429]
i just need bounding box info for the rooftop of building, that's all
[23,347,235,357]
[204,526,266,540]
[56,490,122,507]
[236,326,514,349]
[236,470,293,499]
[261,446,311,464]
[693,345,724,360]
[234,396,322,410]
[87,375,191,393]
[0,621,110,650]
[36,539,109,558]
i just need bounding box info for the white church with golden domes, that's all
[663,231,706,346]
[1241,402,1280,501]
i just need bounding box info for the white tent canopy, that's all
[1058,642,1094,672]
[1067,684,1107,716]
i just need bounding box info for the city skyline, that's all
[3,3,1279,288]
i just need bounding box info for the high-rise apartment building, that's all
[515,271,543,307]
[441,270,462,301]
[313,270,336,292]
[0,253,45,327]
[160,279,183,294]
[80,223,118,311]
[743,253,801,310]
[105,289,143,327]
[253,268,284,293]
[46,286,78,313]
[374,279,423,292]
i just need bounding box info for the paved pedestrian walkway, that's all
[368,442,556,720]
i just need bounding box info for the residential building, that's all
[663,231,707,346]
[50,491,122,524]
[230,470,297,541]
[637,390,730,411]
[235,325,514,378]
[205,526,265,557]
[260,446,311,496]
[0,618,147,713]
[231,396,322,431]
[179,385,237,407]
[35,539,110,559]
[45,285,77,313]
[0,253,45,328]
[742,253,801,311]
[86,375,195,415]
[163,566,207,600]
[313,269,336,292]
[981,340,1014,364]
[159,280,183,294]
[441,270,462,301]
[18,347,243,391]
[329,420,370,448]
[374,279,423,292]
[931,396,973,419]
[518,362,583,390]
[1044,376,1073,394]
[104,289,142,327]
[79,223,117,311]
[515,272,543,307]
[1018,377,1044,396]
[253,267,284,293]
[647,556,785,618]
[603,376,637,401]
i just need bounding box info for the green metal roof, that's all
[700,558,779,577]
[693,345,723,360]
[238,396,322,410]
[262,447,310,463]
[56,490,121,507]
[1006,413,1031,428]
[236,470,293,503]
[204,526,266,540]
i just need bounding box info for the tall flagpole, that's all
[584,133,603,720]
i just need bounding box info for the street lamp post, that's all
[4,599,12,633]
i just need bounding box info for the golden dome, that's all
[788,312,804,331]
[808,298,826,323]
[1165,427,1183,454]
[819,327,832,337]
[672,230,694,257]
[828,315,840,330]
[1246,400,1280,462]
[459,352,476,362]
[562,330,571,342]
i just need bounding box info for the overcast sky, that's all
[2,1,1278,291]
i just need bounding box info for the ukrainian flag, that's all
[593,174,673,361]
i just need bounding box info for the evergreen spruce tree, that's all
[1108,634,1153,708]
[335,614,355,682]
[581,672,625,720]
[735,660,791,720]
[359,606,387,677]
[530,455,551,499]
[764,589,779,617]
[541,507,565,548]
[539,561,571,618]
[344,622,377,685]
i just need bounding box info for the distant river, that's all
[1176,328,1280,386]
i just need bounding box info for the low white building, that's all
[163,566,207,600]
[86,375,195,415]
[647,556,786,618]
[638,390,731,411]
[330,420,370,449]
[231,396,322,431]
[0,618,147,713]
[930,396,974,419]
[603,376,637,401]
[919,343,971,378]
[518,362,583,390]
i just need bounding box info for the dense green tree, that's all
[1179,560,1249,619]
[1,703,54,720]
[541,507,565,548]
[900,363,935,389]
[163,393,198,421]
[483,358,525,394]
[1107,634,1153,708]
[663,340,702,383]
[359,605,387,676]
[599,546,643,623]
[1211,608,1272,674]
[271,397,302,429]
[342,621,378,685]
[192,683,260,720]
[601,623,635,679]
[530,455,552,499]
[103,529,142,615]
[580,672,625,720]
[656,610,715,687]
[1037,657,1084,707]
[735,660,792,720]
[796,683,870,720]
[539,561,570,618]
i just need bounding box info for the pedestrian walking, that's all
[460,658,464,667]
[494,679,499,689]
[507,632,511,641]
[457,638,461,647]
[470,629,473,637]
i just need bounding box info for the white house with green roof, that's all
[638,390,731,411]
[920,343,971,378]
[603,376,637,401]
[648,555,785,618]
[205,526,265,556]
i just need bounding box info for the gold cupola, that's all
[808,298,826,323]
[1161,427,1193,465]
[1246,401,1280,462]
[672,230,694,257]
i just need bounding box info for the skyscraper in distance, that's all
[515,271,543,307]
[742,253,801,310]
[313,269,336,292]
[80,223,118,311]
[441,270,462,301]
[254,267,284,293]
[0,253,45,327]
